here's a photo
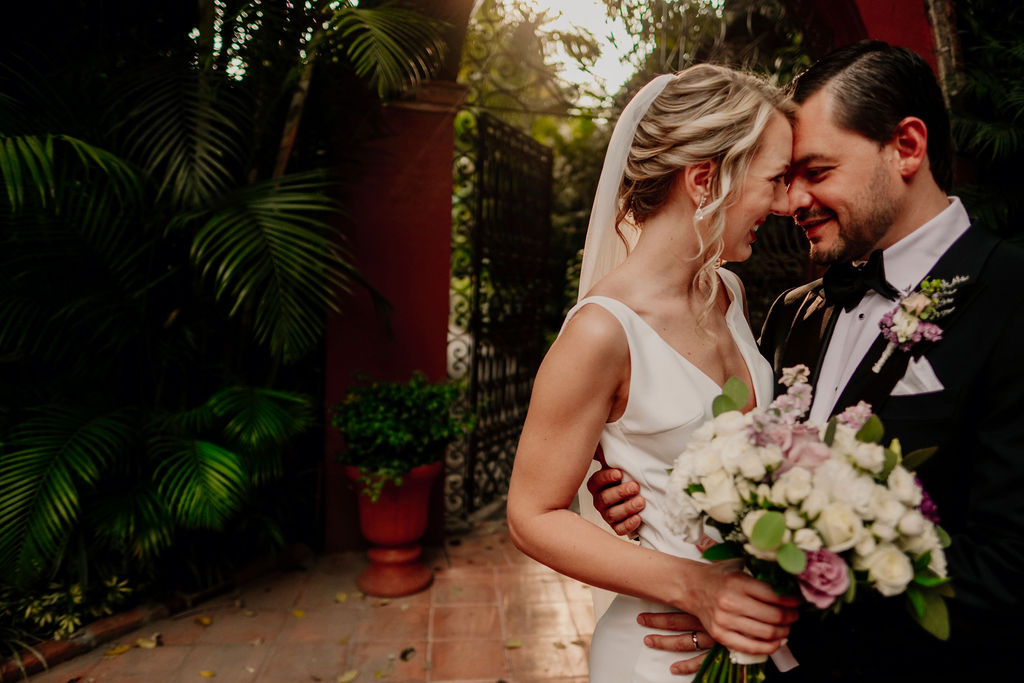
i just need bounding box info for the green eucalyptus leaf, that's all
[702,541,743,562]
[880,447,899,480]
[711,395,738,417]
[914,573,951,588]
[936,525,952,548]
[777,543,807,575]
[843,567,857,603]
[913,551,932,571]
[906,585,926,618]
[721,376,749,409]
[903,447,939,471]
[751,511,786,550]
[823,418,837,446]
[855,415,884,443]
[914,589,951,640]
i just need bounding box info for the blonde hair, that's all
[617,64,792,324]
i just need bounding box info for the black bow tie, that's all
[822,249,900,312]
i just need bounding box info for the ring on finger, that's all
[691,631,700,650]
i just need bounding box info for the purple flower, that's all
[836,401,873,431]
[916,475,941,524]
[797,549,851,609]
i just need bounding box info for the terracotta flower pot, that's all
[345,460,442,597]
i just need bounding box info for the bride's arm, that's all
[506,305,798,656]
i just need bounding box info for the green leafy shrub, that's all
[332,372,474,500]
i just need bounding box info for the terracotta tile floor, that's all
[26,519,593,682]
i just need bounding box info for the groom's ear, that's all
[890,116,929,181]
[680,160,717,206]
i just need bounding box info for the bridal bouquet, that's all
[665,365,952,683]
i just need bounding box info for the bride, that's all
[506,64,799,681]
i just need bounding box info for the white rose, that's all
[813,502,864,552]
[899,526,947,578]
[759,445,784,471]
[868,486,905,526]
[713,411,748,436]
[774,467,813,505]
[793,528,823,551]
[849,442,886,474]
[887,466,923,507]
[734,476,754,501]
[694,451,723,478]
[854,533,877,557]
[717,434,755,475]
[892,309,920,342]
[737,449,767,480]
[802,489,828,519]
[897,510,927,538]
[693,469,742,524]
[813,459,862,504]
[856,543,914,596]
[871,522,898,543]
[785,507,806,529]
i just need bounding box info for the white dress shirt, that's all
[808,197,971,423]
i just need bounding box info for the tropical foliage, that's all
[950,0,1024,242]
[0,0,444,650]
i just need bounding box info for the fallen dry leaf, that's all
[503,640,523,649]
[335,592,348,603]
[199,671,216,678]
[571,639,586,647]
[249,637,264,647]
[243,609,256,617]
[195,616,212,626]
[292,609,306,618]
[135,635,160,649]
[552,641,566,649]
[339,636,351,645]
[104,645,131,657]
[376,599,390,607]
[399,603,410,612]
[399,647,416,661]
[337,671,358,683]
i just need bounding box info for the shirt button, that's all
[858,313,865,320]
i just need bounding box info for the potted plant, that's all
[331,371,473,596]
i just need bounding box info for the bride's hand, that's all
[637,611,713,675]
[685,559,800,657]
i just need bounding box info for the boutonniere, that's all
[872,275,969,373]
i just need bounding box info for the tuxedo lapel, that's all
[776,283,840,393]
[831,225,999,414]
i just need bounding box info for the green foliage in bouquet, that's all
[332,372,475,501]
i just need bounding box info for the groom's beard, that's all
[801,163,898,266]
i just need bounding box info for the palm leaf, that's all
[0,407,135,584]
[206,386,314,484]
[89,484,174,561]
[119,65,251,210]
[188,172,353,364]
[329,4,447,97]
[150,436,248,529]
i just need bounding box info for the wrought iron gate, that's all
[446,112,553,527]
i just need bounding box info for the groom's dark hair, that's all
[788,40,953,192]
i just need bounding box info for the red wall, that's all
[853,0,936,69]
[324,83,466,551]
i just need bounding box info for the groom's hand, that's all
[637,612,713,675]
[586,465,646,536]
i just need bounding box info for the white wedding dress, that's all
[565,269,774,683]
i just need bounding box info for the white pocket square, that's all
[891,356,944,396]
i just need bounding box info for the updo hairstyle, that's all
[617,64,791,320]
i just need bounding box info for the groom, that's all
[592,41,1024,680]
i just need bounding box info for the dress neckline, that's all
[578,272,763,411]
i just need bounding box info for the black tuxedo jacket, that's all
[759,225,1024,681]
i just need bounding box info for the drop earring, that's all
[694,194,708,222]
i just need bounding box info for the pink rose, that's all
[797,549,851,609]
[777,425,830,474]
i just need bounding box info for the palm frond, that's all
[119,65,251,210]
[89,484,174,561]
[206,386,314,484]
[329,4,447,97]
[188,172,353,363]
[0,407,135,584]
[150,436,248,529]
